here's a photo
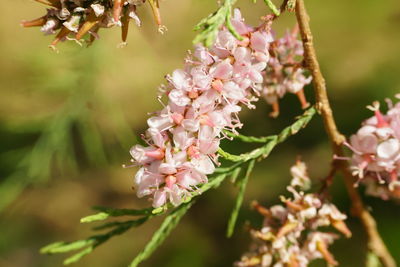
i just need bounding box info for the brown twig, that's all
[294,1,396,266]
[318,160,337,199]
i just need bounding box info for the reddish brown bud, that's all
[296,89,310,109]
[269,101,280,118]
[276,221,298,238]
[121,10,130,43]
[21,16,47,28]
[316,240,338,266]
[113,0,124,22]
[34,0,60,8]
[147,0,162,26]
[50,26,71,47]
[332,220,352,238]
[251,201,271,217]
[76,12,103,41]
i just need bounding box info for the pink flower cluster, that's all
[262,27,312,117]
[345,95,400,200]
[236,161,351,267]
[22,0,160,47]
[130,9,273,208]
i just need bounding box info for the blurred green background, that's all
[1,0,400,266]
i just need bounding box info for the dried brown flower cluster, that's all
[21,0,163,48]
[236,161,351,267]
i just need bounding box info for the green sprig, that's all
[193,0,242,47]
[226,160,255,237]
[80,207,154,223]
[252,0,281,16]
[263,0,281,16]
[129,202,193,267]
[218,107,316,162]
[41,217,150,265]
[224,130,277,143]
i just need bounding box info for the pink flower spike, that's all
[129,8,273,207]
[346,96,400,200]
[261,28,311,116]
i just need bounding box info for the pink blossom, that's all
[345,97,400,200]
[261,27,312,118]
[130,9,272,208]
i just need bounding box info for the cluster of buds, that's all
[21,0,163,48]
[128,9,273,208]
[344,95,400,200]
[262,27,311,118]
[236,161,351,267]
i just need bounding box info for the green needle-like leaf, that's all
[226,160,255,237]
[41,217,150,265]
[80,212,110,223]
[218,107,316,162]
[80,207,154,223]
[253,0,281,16]
[129,202,193,267]
[263,0,280,16]
[230,167,242,184]
[63,247,94,265]
[224,130,277,143]
[93,219,148,231]
[40,239,95,254]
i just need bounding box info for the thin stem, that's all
[295,1,396,266]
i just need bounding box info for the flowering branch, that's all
[295,1,396,266]
[40,104,316,265]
